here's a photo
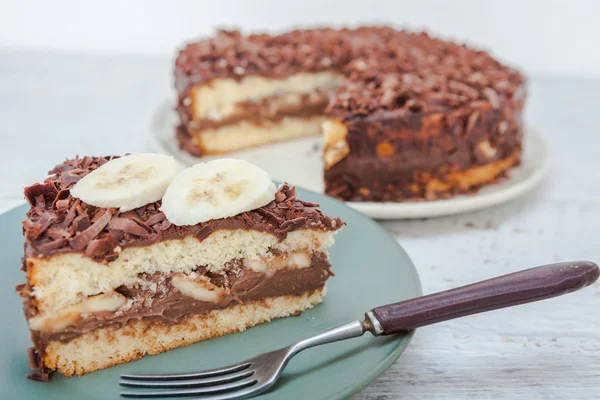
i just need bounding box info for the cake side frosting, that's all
[322,51,525,200]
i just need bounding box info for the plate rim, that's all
[308,188,423,399]
[0,188,423,400]
[149,101,551,220]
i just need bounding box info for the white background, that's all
[0,0,599,77]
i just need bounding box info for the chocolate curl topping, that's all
[59,210,76,230]
[46,226,72,240]
[39,238,68,253]
[22,157,344,262]
[25,213,56,240]
[274,191,286,203]
[72,214,91,232]
[108,217,152,237]
[145,212,166,227]
[23,182,58,207]
[85,234,118,259]
[280,217,308,231]
[52,189,71,209]
[54,199,70,210]
[175,28,524,123]
[69,210,113,251]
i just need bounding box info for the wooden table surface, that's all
[1,51,598,399]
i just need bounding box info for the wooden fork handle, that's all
[371,261,599,335]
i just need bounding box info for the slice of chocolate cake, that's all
[17,155,343,379]
[174,27,525,202]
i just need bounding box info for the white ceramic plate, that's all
[149,102,551,219]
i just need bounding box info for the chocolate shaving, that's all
[466,111,480,134]
[483,87,500,109]
[91,209,107,223]
[26,371,50,382]
[46,226,71,239]
[285,186,297,200]
[145,212,166,226]
[195,225,214,241]
[280,217,307,231]
[159,219,172,231]
[54,199,70,210]
[258,207,285,224]
[59,210,76,229]
[108,218,151,237]
[119,211,150,229]
[22,219,35,230]
[241,212,255,226]
[39,238,68,252]
[72,214,91,232]
[52,189,71,209]
[274,191,286,203]
[23,182,58,207]
[85,234,118,259]
[298,199,320,208]
[59,170,85,188]
[70,210,112,251]
[34,195,46,211]
[15,283,27,294]
[27,347,40,369]
[26,213,56,240]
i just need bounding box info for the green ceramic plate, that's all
[0,188,422,399]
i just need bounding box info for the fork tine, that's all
[119,377,258,398]
[120,362,251,381]
[119,370,253,388]
[152,384,269,400]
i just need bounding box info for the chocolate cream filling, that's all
[27,252,332,353]
[178,90,331,131]
[176,91,330,156]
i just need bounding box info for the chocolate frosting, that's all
[22,157,342,263]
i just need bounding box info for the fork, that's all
[120,261,599,399]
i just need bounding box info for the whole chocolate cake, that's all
[174,27,525,201]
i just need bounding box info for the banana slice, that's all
[70,153,179,212]
[161,159,277,226]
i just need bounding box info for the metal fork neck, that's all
[287,312,385,357]
[287,320,365,356]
